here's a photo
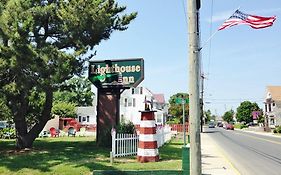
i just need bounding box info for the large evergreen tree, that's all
[0,0,136,149]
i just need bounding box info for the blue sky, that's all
[93,0,281,116]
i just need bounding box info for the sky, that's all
[92,0,281,116]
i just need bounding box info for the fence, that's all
[169,124,189,132]
[156,125,172,148]
[111,125,173,158]
[111,129,139,158]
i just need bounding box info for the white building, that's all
[264,86,281,128]
[120,87,168,125]
[76,106,97,125]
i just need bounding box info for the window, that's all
[132,88,135,94]
[273,102,275,107]
[128,98,132,107]
[268,104,271,112]
[140,87,143,94]
[157,114,162,123]
[270,118,275,125]
[265,104,267,112]
[133,98,136,107]
[87,116,90,122]
[78,116,82,122]
[134,87,140,94]
[124,98,128,107]
[83,117,86,122]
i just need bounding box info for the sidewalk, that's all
[201,132,239,175]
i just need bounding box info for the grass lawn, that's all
[0,136,184,175]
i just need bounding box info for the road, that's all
[204,127,281,175]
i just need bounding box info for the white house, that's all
[120,87,168,125]
[76,106,96,126]
[264,86,281,128]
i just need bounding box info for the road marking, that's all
[235,131,281,145]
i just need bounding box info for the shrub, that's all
[275,126,281,134]
[0,127,16,139]
[234,123,247,129]
[116,121,135,134]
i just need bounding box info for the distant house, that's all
[76,106,96,126]
[264,86,281,128]
[120,87,168,125]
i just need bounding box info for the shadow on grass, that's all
[0,137,117,173]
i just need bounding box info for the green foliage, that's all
[258,115,265,124]
[52,102,76,118]
[204,110,212,123]
[234,123,248,129]
[54,77,94,107]
[0,127,16,139]
[236,101,261,124]
[273,126,281,134]
[0,96,11,121]
[0,0,136,148]
[168,93,189,123]
[222,109,234,123]
[166,117,181,124]
[116,121,135,134]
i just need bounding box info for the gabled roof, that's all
[153,94,165,104]
[267,86,281,101]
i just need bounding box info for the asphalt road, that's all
[204,127,281,175]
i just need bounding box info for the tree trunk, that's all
[15,88,53,149]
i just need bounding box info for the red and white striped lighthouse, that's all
[137,110,159,163]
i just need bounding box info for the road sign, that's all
[88,58,144,88]
[175,98,189,104]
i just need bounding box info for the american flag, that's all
[218,10,276,30]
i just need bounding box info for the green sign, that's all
[175,98,189,104]
[88,58,144,88]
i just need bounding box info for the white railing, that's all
[111,129,139,158]
[156,125,172,148]
[111,125,172,158]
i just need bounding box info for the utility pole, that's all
[188,0,201,174]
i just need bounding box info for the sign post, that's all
[88,58,144,147]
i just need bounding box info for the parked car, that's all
[225,123,234,130]
[217,123,223,127]
[208,122,215,128]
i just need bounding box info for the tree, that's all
[236,101,261,124]
[204,109,212,123]
[54,77,94,106]
[52,102,76,118]
[0,96,11,121]
[222,109,234,123]
[0,0,137,149]
[168,93,189,124]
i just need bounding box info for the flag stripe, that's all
[218,10,276,30]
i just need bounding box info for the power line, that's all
[181,0,188,26]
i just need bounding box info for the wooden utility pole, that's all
[188,0,202,174]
